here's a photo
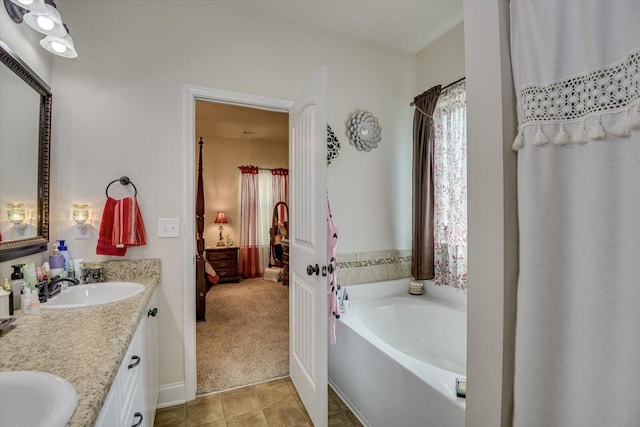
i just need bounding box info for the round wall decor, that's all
[327,124,340,165]
[346,111,381,152]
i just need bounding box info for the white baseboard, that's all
[156,382,186,408]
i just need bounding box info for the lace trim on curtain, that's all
[513,49,640,150]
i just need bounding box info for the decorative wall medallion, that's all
[327,124,340,165]
[346,111,382,151]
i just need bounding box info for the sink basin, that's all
[41,281,145,309]
[0,371,78,426]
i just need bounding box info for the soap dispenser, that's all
[10,264,25,310]
[49,245,65,278]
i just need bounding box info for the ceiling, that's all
[242,0,464,54]
[196,101,289,145]
[196,1,464,142]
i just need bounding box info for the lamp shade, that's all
[7,203,26,223]
[23,2,66,36]
[40,32,77,58]
[72,204,89,223]
[214,212,228,224]
[8,0,48,14]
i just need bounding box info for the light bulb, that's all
[51,41,67,53]
[18,0,34,5]
[36,15,54,31]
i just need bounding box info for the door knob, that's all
[306,264,319,276]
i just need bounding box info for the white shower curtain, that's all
[511,1,640,426]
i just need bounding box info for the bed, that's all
[196,137,218,322]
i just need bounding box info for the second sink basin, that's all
[0,370,78,427]
[41,282,145,309]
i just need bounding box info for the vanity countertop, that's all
[0,259,160,427]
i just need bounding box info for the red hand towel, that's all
[112,196,146,248]
[96,197,127,256]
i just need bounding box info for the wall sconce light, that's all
[214,212,228,247]
[72,203,90,238]
[7,203,27,236]
[4,0,78,58]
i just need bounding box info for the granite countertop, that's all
[0,259,160,427]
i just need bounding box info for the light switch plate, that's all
[158,218,180,238]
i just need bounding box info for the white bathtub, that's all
[328,279,466,427]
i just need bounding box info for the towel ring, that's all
[106,176,138,198]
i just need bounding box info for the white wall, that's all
[417,23,465,91]
[50,0,416,390]
[464,1,517,425]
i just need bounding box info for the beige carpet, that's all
[196,277,289,394]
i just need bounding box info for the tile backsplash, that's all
[336,249,411,285]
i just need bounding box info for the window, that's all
[432,82,467,290]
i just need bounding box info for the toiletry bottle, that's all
[58,240,72,274]
[42,262,50,282]
[67,259,75,280]
[30,286,40,314]
[49,247,65,278]
[10,264,25,310]
[21,285,31,315]
[3,279,14,315]
[0,285,10,318]
[73,259,84,284]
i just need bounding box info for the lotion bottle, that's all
[30,286,40,314]
[49,246,65,278]
[21,285,31,315]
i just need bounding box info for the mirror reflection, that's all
[0,58,40,242]
[0,41,51,261]
[270,201,289,266]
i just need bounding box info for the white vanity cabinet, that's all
[96,290,158,427]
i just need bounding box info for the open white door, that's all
[289,67,328,427]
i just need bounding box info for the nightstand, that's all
[205,246,239,283]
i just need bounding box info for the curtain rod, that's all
[410,76,465,107]
[254,167,287,171]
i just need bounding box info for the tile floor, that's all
[154,377,363,427]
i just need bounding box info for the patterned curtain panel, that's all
[433,81,467,290]
[238,165,260,278]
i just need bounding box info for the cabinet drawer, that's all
[207,250,236,261]
[211,259,236,270]
[216,268,237,279]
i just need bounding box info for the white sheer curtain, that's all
[238,166,260,278]
[257,169,273,272]
[271,168,288,209]
[432,81,467,290]
[512,1,640,425]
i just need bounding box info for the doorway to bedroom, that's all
[195,100,290,395]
